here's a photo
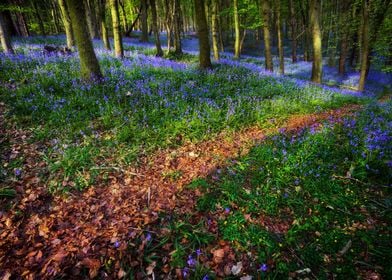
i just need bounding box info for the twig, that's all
[332,175,389,188]
[147,186,151,208]
[90,166,145,177]
[338,240,352,256]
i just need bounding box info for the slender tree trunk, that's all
[276,0,284,74]
[233,0,240,58]
[119,0,128,33]
[289,0,297,63]
[164,0,173,52]
[150,0,163,56]
[338,34,349,74]
[195,0,212,69]
[51,1,61,34]
[97,0,111,50]
[0,12,14,54]
[173,0,182,54]
[310,0,322,83]
[31,1,46,36]
[140,0,148,42]
[66,0,102,80]
[110,0,123,58]
[58,0,75,49]
[261,0,273,71]
[211,0,220,60]
[358,0,369,91]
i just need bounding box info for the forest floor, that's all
[0,36,391,279]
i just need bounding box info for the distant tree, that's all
[0,12,14,54]
[261,0,273,71]
[110,0,124,58]
[173,0,182,54]
[289,0,297,63]
[97,0,111,50]
[66,0,102,80]
[233,0,241,58]
[140,0,148,42]
[310,0,322,83]
[150,0,163,56]
[275,0,284,74]
[211,0,220,60]
[195,0,212,69]
[58,0,75,49]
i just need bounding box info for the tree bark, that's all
[150,0,163,56]
[97,0,111,50]
[119,0,128,33]
[289,0,297,63]
[195,0,212,69]
[110,0,123,58]
[358,0,369,91]
[66,0,102,80]
[275,0,284,74]
[261,0,273,71]
[31,1,46,36]
[58,0,75,49]
[173,0,182,54]
[0,12,14,54]
[233,0,240,58]
[140,0,148,42]
[310,0,322,83]
[211,0,220,60]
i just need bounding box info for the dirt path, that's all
[0,104,361,279]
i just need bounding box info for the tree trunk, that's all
[97,0,111,50]
[150,0,163,56]
[289,0,297,63]
[310,0,322,83]
[164,0,173,52]
[110,0,123,58]
[358,0,369,91]
[211,0,220,60]
[58,0,75,49]
[338,34,349,74]
[0,12,14,54]
[140,0,148,42]
[261,0,273,71]
[195,0,212,69]
[233,0,240,58]
[31,1,46,36]
[275,0,284,74]
[119,0,128,33]
[173,0,182,54]
[51,1,61,34]
[66,0,102,80]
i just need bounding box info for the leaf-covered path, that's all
[0,101,364,278]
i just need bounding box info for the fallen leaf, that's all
[231,261,243,275]
[146,261,156,275]
[81,258,100,278]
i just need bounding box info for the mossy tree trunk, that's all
[275,0,284,74]
[211,0,220,60]
[261,0,273,71]
[233,0,240,59]
[150,0,163,56]
[0,12,14,54]
[110,0,124,58]
[173,0,182,54]
[289,0,297,63]
[358,0,369,91]
[66,0,102,80]
[140,0,148,42]
[310,0,322,83]
[97,0,111,50]
[195,0,212,69]
[58,0,75,49]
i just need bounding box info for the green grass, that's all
[0,36,365,191]
[183,101,391,279]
